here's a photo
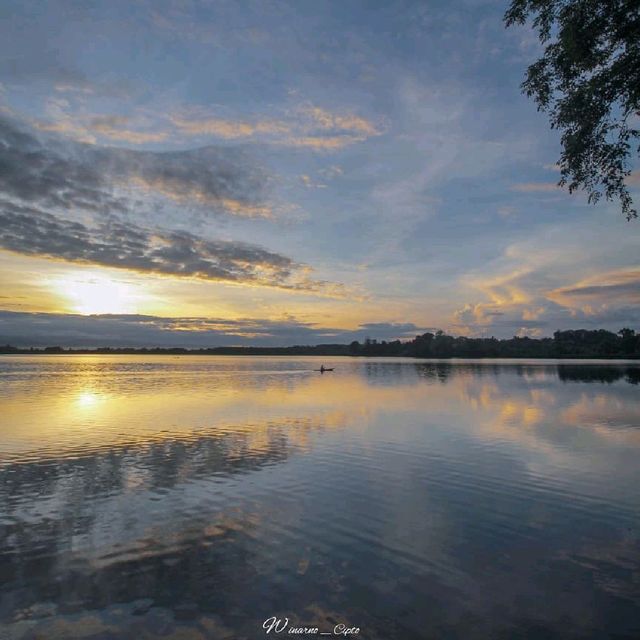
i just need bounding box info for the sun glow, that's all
[54,272,142,315]
[76,390,101,408]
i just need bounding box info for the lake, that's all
[0,356,639,639]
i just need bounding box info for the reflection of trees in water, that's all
[557,366,640,385]
[361,361,640,386]
[360,361,457,384]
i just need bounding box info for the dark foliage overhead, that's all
[505,0,640,219]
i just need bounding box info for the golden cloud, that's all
[170,103,381,150]
[283,134,366,150]
[299,105,379,136]
[547,267,640,306]
[171,115,289,138]
[30,94,382,154]
[35,115,170,145]
[128,175,274,218]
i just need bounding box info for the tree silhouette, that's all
[1,328,639,358]
[505,0,640,219]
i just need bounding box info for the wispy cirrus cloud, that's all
[28,97,382,151]
[37,113,170,145]
[298,105,379,136]
[170,114,288,139]
[170,102,382,149]
[282,135,367,150]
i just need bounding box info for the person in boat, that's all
[320,365,326,373]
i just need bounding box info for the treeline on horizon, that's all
[1,328,639,359]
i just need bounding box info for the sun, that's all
[54,272,141,315]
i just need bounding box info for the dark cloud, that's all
[0,200,324,290]
[0,115,334,291]
[0,117,119,214]
[0,311,425,348]
[552,281,640,302]
[0,115,270,218]
[567,305,640,326]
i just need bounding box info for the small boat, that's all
[315,366,334,373]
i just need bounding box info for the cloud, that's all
[170,103,381,149]
[548,268,640,306]
[127,176,273,218]
[30,99,381,151]
[451,234,640,337]
[318,165,344,180]
[0,200,337,294]
[0,114,351,296]
[33,117,97,144]
[30,95,170,144]
[0,114,272,218]
[38,114,170,144]
[170,115,288,139]
[357,322,432,337]
[452,279,640,337]
[283,135,365,150]
[300,105,379,137]
[0,311,426,348]
[300,175,327,189]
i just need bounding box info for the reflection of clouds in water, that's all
[561,392,640,435]
[457,370,639,440]
[453,372,640,512]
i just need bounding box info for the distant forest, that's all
[1,329,639,359]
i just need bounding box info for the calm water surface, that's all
[1,356,639,639]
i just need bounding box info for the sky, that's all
[0,0,638,347]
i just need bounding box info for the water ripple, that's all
[1,356,639,639]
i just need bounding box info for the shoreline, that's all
[1,351,639,362]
